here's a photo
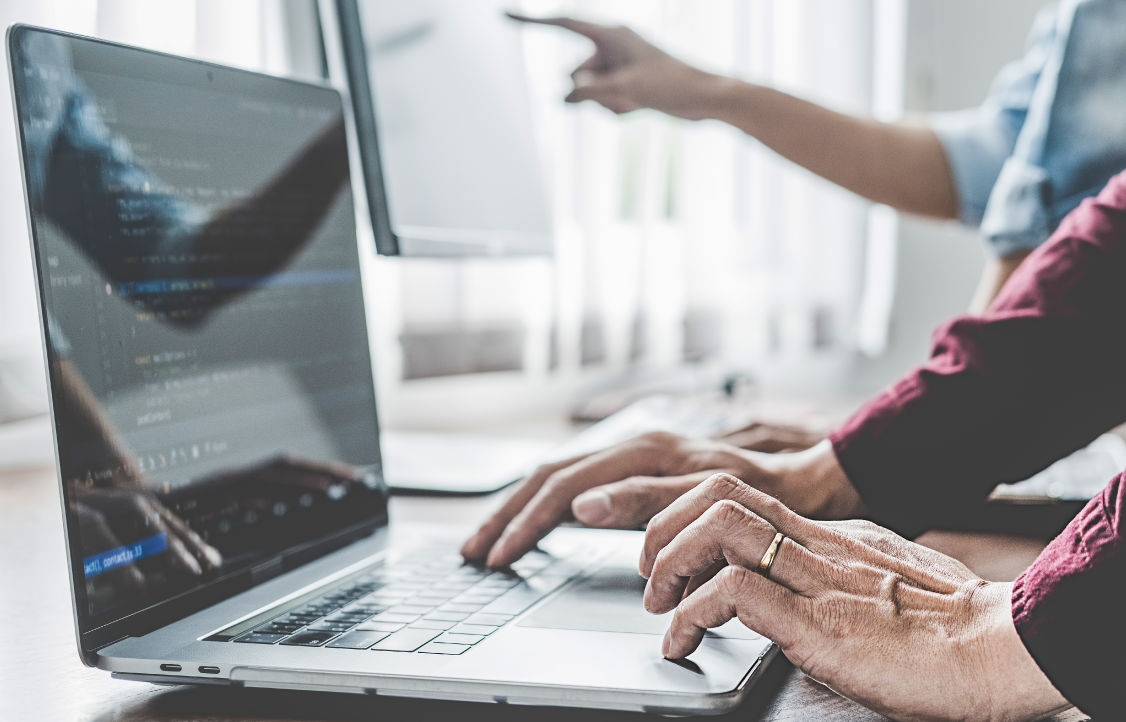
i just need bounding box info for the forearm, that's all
[1010,473,1126,719]
[694,75,958,219]
[831,174,1126,535]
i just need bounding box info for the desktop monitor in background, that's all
[328,0,553,257]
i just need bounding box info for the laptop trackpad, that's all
[518,566,760,639]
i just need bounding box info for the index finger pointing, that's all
[505,13,613,40]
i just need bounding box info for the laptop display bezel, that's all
[6,24,390,664]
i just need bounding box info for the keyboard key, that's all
[355,621,405,633]
[450,570,488,581]
[454,593,499,604]
[386,604,435,615]
[418,642,471,655]
[436,632,485,645]
[280,630,339,647]
[479,577,571,616]
[325,631,391,649]
[412,592,456,603]
[438,603,483,613]
[409,619,456,631]
[255,622,304,634]
[465,614,513,627]
[371,629,441,652]
[235,632,288,644]
[423,611,469,622]
[450,624,499,636]
[370,612,421,624]
[307,621,356,632]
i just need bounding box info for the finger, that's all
[154,502,223,570]
[570,54,603,79]
[485,437,684,567]
[571,471,710,529]
[505,13,614,41]
[460,454,589,561]
[717,423,823,453]
[683,557,726,600]
[663,565,812,659]
[136,498,202,576]
[641,473,827,577]
[645,500,823,613]
[564,71,641,113]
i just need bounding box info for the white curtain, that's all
[524,0,886,383]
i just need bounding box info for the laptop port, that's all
[198,666,220,674]
[159,664,182,672]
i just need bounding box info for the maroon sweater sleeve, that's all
[1011,472,1125,718]
[829,169,1126,537]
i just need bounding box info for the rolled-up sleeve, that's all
[929,4,1058,227]
[1010,472,1125,719]
[829,168,1126,537]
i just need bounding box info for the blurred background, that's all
[0,0,1047,462]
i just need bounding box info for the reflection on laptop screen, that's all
[10,28,387,634]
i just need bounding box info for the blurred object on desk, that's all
[380,430,556,494]
[547,393,856,464]
[991,433,1126,501]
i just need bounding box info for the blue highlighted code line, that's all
[83,532,168,578]
[117,269,360,297]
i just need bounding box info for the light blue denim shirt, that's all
[931,0,1126,257]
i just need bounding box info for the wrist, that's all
[746,439,866,519]
[687,73,752,122]
[976,582,1069,722]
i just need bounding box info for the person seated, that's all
[467,164,1126,719]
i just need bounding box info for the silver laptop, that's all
[10,24,776,715]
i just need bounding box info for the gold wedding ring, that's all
[756,532,785,579]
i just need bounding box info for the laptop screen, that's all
[9,26,388,646]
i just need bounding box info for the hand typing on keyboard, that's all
[461,433,866,568]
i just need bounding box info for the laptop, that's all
[9,25,776,715]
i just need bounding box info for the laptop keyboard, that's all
[229,549,584,656]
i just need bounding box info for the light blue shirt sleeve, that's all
[929,3,1059,229]
[931,0,1126,257]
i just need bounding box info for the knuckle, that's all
[702,472,746,502]
[705,499,751,531]
[634,430,680,448]
[617,476,648,493]
[714,565,754,598]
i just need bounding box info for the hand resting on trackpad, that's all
[518,566,760,640]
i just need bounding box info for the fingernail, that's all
[573,489,612,525]
[662,628,672,657]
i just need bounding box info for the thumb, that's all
[572,472,711,529]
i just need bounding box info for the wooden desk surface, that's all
[0,466,1089,722]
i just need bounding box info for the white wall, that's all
[854,0,1048,393]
